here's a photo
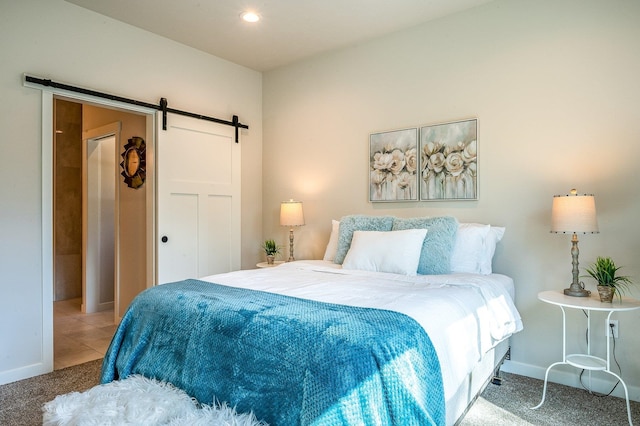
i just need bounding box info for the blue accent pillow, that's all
[334,215,394,264]
[392,216,458,275]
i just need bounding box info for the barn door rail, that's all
[24,74,248,142]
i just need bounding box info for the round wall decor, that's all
[120,136,146,189]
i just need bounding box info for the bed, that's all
[101,216,523,425]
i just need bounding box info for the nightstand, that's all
[256,261,285,268]
[532,290,640,425]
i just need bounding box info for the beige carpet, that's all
[460,372,639,426]
[1,361,638,425]
[0,359,101,426]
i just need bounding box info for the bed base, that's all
[490,346,510,386]
[450,339,511,425]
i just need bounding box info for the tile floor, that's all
[53,298,117,370]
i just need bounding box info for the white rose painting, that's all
[419,119,478,200]
[369,128,418,202]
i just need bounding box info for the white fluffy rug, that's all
[42,375,267,425]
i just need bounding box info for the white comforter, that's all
[201,260,523,403]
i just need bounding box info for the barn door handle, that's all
[161,236,168,243]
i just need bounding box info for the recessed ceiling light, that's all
[242,12,260,23]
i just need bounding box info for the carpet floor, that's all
[0,359,102,425]
[1,360,638,425]
[460,372,639,426]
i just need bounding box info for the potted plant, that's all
[261,239,281,264]
[584,256,634,302]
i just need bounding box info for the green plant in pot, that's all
[584,256,633,302]
[261,239,281,264]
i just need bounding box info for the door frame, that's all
[83,124,120,317]
[39,89,156,373]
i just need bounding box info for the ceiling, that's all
[65,0,495,72]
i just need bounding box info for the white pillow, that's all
[450,223,491,274]
[342,229,428,275]
[450,223,506,274]
[323,220,340,261]
[479,226,505,274]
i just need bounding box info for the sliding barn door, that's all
[157,112,241,284]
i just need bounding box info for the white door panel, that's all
[160,193,199,283]
[164,126,233,184]
[201,194,233,276]
[157,113,240,285]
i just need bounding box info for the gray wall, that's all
[263,0,640,400]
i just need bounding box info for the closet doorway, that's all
[52,98,147,369]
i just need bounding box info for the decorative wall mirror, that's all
[120,136,146,189]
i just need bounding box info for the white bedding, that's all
[200,260,523,416]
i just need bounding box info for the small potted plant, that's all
[261,239,281,265]
[584,256,634,303]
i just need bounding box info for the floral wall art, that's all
[419,119,478,200]
[369,119,477,202]
[369,128,419,202]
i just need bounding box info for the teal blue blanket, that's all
[101,280,444,425]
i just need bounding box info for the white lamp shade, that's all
[551,192,598,234]
[280,200,305,227]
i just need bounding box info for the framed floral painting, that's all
[419,119,478,201]
[369,128,418,202]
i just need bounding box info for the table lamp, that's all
[551,189,599,297]
[280,199,305,262]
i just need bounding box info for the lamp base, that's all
[564,287,591,297]
[288,228,295,262]
[563,233,591,297]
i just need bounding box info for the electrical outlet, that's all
[606,319,619,338]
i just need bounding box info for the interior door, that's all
[82,122,121,319]
[157,112,241,284]
[83,134,116,313]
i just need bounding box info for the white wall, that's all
[0,0,262,383]
[264,0,640,400]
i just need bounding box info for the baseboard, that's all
[502,360,640,403]
[99,301,114,311]
[0,361,52,386]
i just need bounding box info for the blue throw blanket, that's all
[101,280,444,425]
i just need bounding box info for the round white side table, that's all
[532,290,640,425]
